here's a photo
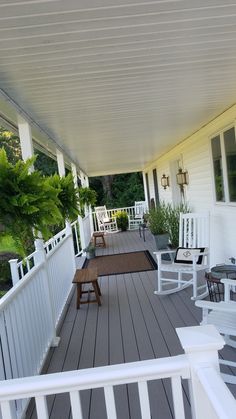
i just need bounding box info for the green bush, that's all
[0,252,20,287]
[147,201,191,247]
[164,202,191,248]
[115,211,129,231]
[148,204,168,235]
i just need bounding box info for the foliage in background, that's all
[0,235,25,257]
[115,210,129,231]
[0,127,22,164]
[35,151,58,175]
[0,127,58,175]
[89,172,144,208]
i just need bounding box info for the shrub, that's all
[164,202,191,248]
[0,252,20,287]
[148,203,168,235]
[115,211,129,231]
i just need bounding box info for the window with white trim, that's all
[211,126,236,203]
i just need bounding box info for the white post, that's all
[176,325,226,419]
[17,115,34,171]
[71,163,78,188]
[79,171,93,244]
[142,171,148,210]
[9,259,20,286]
[34,239,60,347]
[65,221,76,273]
[56,149,66,177]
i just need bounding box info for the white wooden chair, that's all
[196,278,236,384]
[95,206,118,232]
[154,212,210,300]
[129,201,147,230]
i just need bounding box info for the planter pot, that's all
[153,233,170,250]
[86,249,96,259]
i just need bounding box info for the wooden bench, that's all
[72,268,101,309]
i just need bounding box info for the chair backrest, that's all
[95,206,109,225]
[179,212,209,248]
[134,201,147,218]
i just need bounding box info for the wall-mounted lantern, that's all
[161,174,169,190]
[176,168,188,192]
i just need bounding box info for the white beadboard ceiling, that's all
[1,0,236,176]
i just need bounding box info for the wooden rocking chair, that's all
[154,212,210,300]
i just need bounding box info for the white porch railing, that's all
[0,325,235,419]
[0,224,76,418]
[71,214,93,256]
[92,206,136,231]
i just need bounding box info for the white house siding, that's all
[145,104,236,267]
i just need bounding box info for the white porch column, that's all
[79,171,94,247]
[17,115,34,171]
[71,162,78,188]
[80,170,87,188]
[56,149,66,177]
[142,171,148,209]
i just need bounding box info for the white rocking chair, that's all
[129,201,147,230]
[154,212,210,300]
[95,206,118,233]
[196,278,236,384]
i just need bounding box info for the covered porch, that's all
[25,229,236,419]
[1,1,236,417]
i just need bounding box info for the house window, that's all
[211,126,236,203]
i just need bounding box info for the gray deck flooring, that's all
[27,229,236,419]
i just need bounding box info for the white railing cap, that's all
[176,325,225,353]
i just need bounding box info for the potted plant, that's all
[83,243,96,259]
[115,210,129,231]
[165,202,191,248]
[148,203,169,249]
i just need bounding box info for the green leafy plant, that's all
[78,186,97,217]
[83,242,95,253]
[148,203,168,235]
[47,173,79,221]
[0,149,62,253]
[115,210,129,231]
[83,242,96,259]
[164,202,191,248]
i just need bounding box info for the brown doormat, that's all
[83,250,157,276]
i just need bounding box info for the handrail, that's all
[0,326,235,419]
[0,355,189,419]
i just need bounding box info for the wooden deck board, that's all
[26,229,236,418]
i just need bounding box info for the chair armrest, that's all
[221,278,236,286]
[153,249,176,256]
[195,300,236,312]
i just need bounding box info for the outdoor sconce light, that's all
[176,168,188,192]
[161,174,169,190]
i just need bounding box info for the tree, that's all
[89,172,144,208]
[0,127,22,164]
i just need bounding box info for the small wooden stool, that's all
[72,268,101,309]
[93,231,106,247]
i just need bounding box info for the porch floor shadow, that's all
[27,229,236,419]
